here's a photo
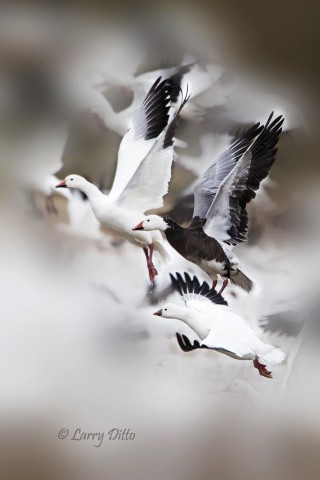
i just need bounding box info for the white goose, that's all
[154,273,285,378]
[58,63,190,137]
[56,78,189,284]
[66,61,218,136]
[13,124,70,215]
[132,60,223,122]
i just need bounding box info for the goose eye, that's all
[164,308,167,311]
[70,178,74,181]
[147,219,150,222]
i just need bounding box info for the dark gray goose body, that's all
[162,217,231,280]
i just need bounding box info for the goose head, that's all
[153,303,189,320]
[154,302,210,340]
[133,215,170,232]
[56,175,88,190]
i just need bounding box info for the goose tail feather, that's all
[230,269,254,292]
[259,347,286,366]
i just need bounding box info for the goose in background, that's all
[154,273,286,378]
[58,63,192,137]
[76,29,145,92]
[56,190,103,242]
[13,124,70,215]
[131,58,223,122]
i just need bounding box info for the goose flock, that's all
[3,11,320,480]
[54,66,286,379]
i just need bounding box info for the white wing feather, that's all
[116,131,174,212]
[109,79,171,201]
[203,151,252,242]
[116,89,190,212]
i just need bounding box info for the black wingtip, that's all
[225,110,284,245]
[166,63,194,103]
[263,111,284,131]
[170,272,228,306]
[163,86,190,149]
[265,111,274,127]
[140,76,172,141]
[175,332,203,352]
[176,332,194,352]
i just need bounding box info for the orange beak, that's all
[55,180,67,188]
[153,309,162,317]
[132,221,144,231]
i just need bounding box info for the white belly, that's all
[200,258,225,276]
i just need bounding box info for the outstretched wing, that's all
[175,333,207,352]
[108,77,172,201]
[191,122,263,222]
[135,63,194,102]
[203,113,284,245]
[165,64,195,104]
[116,92,189,212]
[175,333,238,358]
[170,272,228,309]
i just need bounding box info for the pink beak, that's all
[55,180,67,188]
[153,309,162,317]
[132,221,144,231]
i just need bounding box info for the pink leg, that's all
[148,243,158,283]
[253,357,272,378]
[143,247,149,265]
[143,246,158,285]
[218,279,228,295]
[212,280,218,289]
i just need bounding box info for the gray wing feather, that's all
[192,123,262,220]
[203,151,252,242]
[203,113,284,244]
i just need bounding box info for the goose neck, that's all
[80,181,104,203]
[179,309,210,341]
[163,217,185,232]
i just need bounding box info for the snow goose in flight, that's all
[60,64,191,137]
[154,273,285,378]
[133,60,223,121]
[82,60,217,136]
[56,78,189,284]
[134,113,284,293]
[12,124,70,215]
